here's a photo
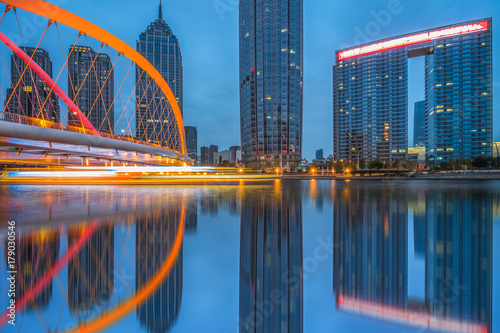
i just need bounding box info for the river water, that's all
[0,180,498,333]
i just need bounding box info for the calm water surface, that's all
[0,180,498,333]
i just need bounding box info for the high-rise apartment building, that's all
[5,47,59,122]
[239,0,303,166]
[136,2,183,146]
[68,46,114,133]
[334,19,492,166]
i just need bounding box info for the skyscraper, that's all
[334,19,492,166]
[136,2,183,146]
[184,126,197,162]
[67,45,114,133]
[413,100,425,147]
[239,0,303,166]
[5,47,59,122]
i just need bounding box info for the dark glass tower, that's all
[200,146,209,165]
[239,183,303,333]
[334,19,492,166]
[136,2,183,146]
[5,47,60,122]
[413,100,425,147]
[239,0,303,166]
[184,126,197,162]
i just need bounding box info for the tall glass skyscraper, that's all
[413,100,425,147]
[239,0,303,166]
[184,125,197,162]
[334,19,492,166]
[136,2,183,146]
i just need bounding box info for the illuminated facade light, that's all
[338,21,489,61]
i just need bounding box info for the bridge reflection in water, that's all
[0,181,497,333]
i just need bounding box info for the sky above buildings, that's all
[1,0,499,160]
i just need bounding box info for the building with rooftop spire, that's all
[135,1,183,146]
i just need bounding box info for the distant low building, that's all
[408,147,426,165]
[493,142,500,158]
[217,150,229,165]
[316,149,324,160]
[209,145,218,166]
[229,146,241,164]
[312,158,327,166]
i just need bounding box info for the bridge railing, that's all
[0,112,181,154]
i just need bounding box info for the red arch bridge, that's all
[0,0,192,167]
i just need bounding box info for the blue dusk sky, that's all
[0,0,499,160]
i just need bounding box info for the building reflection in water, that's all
[4,230,60,310]
[239,182,303,333]
[136,207,183,333]
[68,223,114,316]
[333,184,408,307]
[334,183,492,333]
[424,187,492,332]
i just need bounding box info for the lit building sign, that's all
[338,21,489,61]
[337,294,488,333]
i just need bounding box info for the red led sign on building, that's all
[338,21,489,61]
